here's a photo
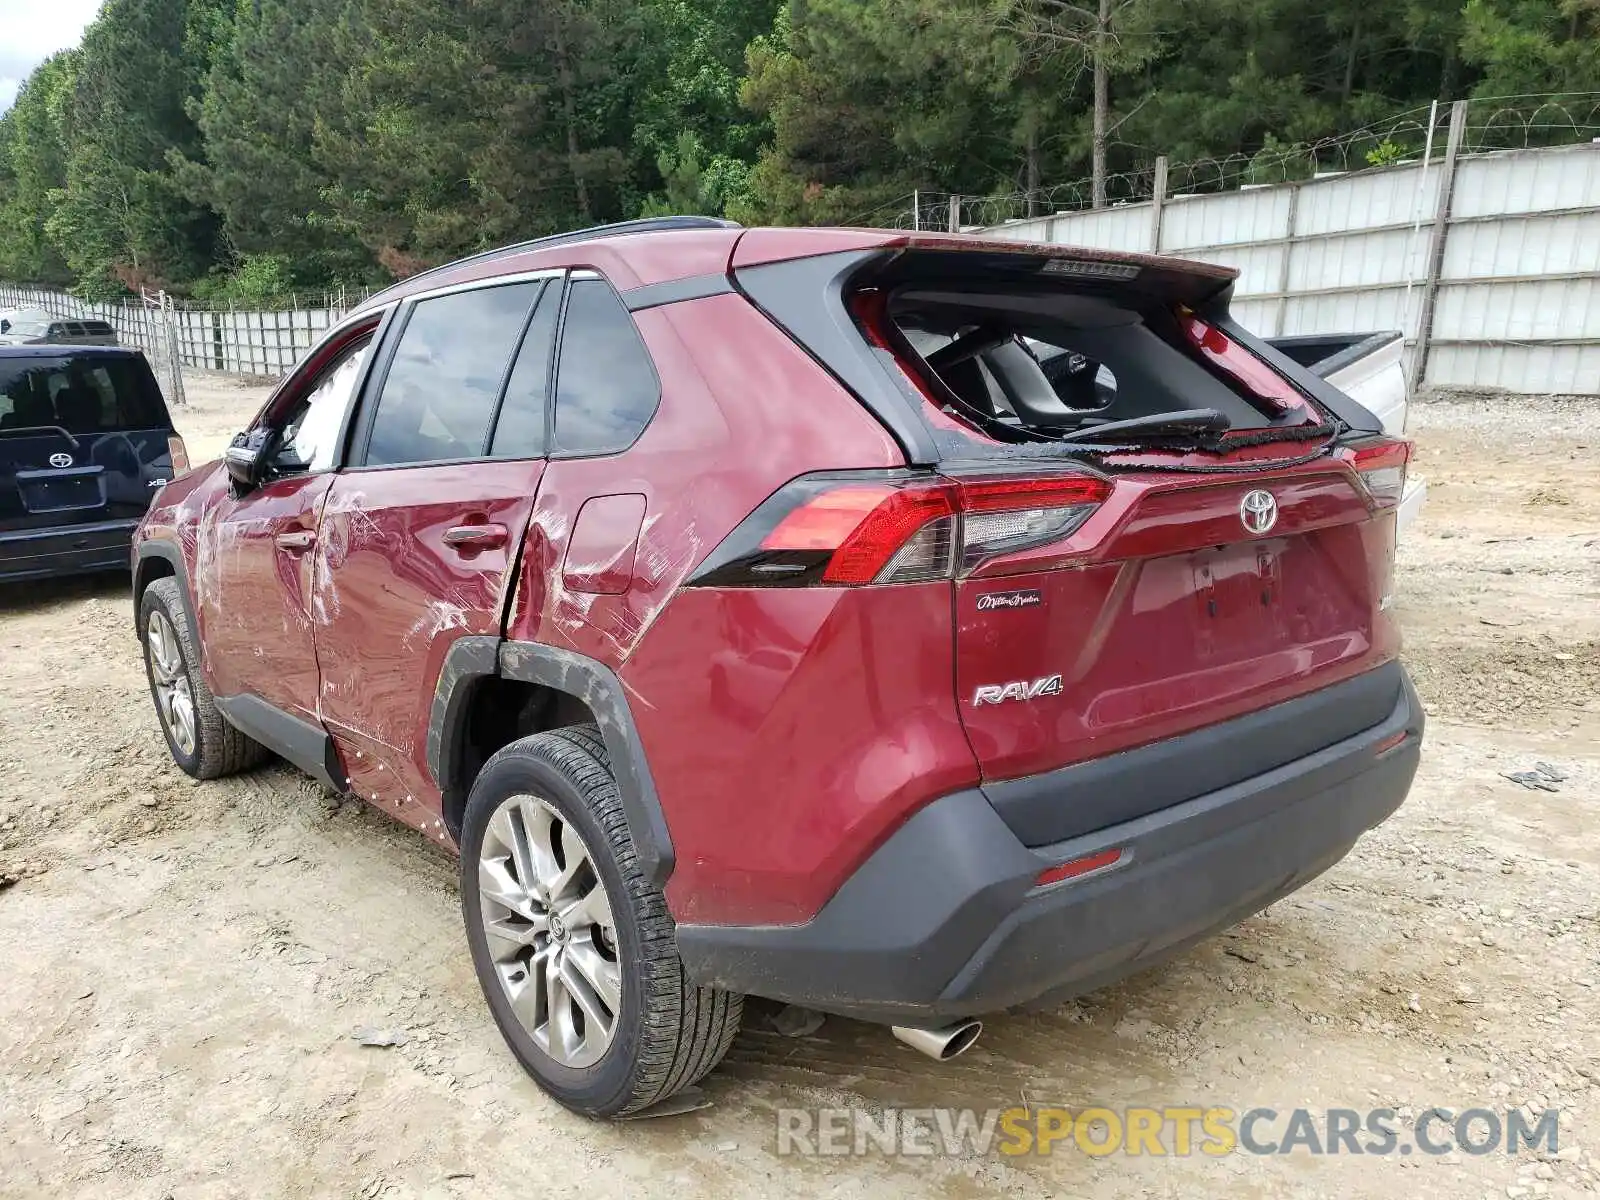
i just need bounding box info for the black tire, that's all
[460,725,743,1117]
[138,577,268,779]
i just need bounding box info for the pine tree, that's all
[45,0,221,296]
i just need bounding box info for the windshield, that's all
[0,355,168,433]
[7,320,51,337]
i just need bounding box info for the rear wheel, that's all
[139,577,266,778]
[460,726,742,1117]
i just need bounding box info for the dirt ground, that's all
[1,374,1596,1199]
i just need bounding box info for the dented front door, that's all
[195,473,333,720]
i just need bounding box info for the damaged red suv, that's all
[133,216,1422,1117]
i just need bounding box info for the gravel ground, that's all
[0,375,1595,1199]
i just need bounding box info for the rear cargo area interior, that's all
[888,287,1317,439]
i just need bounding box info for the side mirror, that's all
[224,429,271,491]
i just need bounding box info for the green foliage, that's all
[212,252,298,304]
[1364,140,1408,167]
[34,0,224,297]
[0,0,1593,294]
[1462,0,1600,102]
[0,52,78,286]
[1244,133,1313,184]
[171,0,375,289]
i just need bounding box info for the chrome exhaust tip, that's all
[891,1020,983,1061]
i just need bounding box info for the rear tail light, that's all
[1342,437,1410,506]
[768,482,958,585]
[957,476,1108,571]
[166,435,190,474]
[690,470,1111,588]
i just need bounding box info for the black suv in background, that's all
[1,346,185,583]
[0,312,120,345]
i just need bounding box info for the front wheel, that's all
[139,577,267,779]
[459,725,742,1117]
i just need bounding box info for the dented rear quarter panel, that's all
[621,584,979,926]
[502,290,926,923]
[505,293,903,664]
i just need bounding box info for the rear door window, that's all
[361,283,541,467]
[488,281,559,460]
[551,278,660,456]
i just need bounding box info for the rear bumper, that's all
[677,664,1423,1024]
[0,519,139,582]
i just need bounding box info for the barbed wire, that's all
[880,93,1600,231]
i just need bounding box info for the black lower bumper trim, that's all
[982,661,1406,847]
[676,664,1423,1024]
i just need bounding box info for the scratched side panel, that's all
[191,472,334,718]
[135,462,226,681]
[507,293,904,664]
[314,461,545,838]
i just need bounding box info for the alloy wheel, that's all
[478,793,621,1069]
[146,610,197,758]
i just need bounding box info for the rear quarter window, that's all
[551,278,660,456]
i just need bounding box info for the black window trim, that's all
[246,305,396,480]
[483,276,556,459]
[342,270,565,474]
[546,268,663,462]
[275,326,381,476]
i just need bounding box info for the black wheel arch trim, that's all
[133,540,200,641]
[426,637,674,886]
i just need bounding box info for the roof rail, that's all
[363,216,743,307]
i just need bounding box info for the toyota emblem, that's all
[48,452,73,469]
[1239,489,1278,535]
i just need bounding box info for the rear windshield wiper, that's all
[0,424,82,449]
[1068,409,1231,443]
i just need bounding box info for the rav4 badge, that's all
[972,674,1065,706]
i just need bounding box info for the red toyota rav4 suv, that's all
[133,216,1422,1117]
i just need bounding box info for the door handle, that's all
[443,523,509,551]
[275,529,316,553]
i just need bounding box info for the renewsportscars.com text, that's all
[775,1105,1561,1158]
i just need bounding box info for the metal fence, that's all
[967,104,1600,395]
[0,285,371,387]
